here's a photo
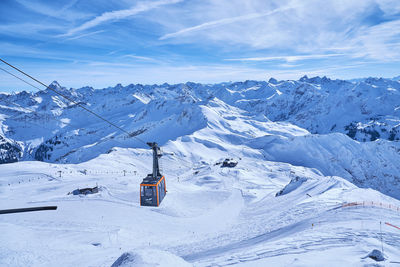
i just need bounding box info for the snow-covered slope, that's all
[1,77,400,160]
[0,77,400,198]
[1,142,399,266]
[1,76,400,265]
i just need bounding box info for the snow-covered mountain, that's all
[0,76,399,199]
[1,76,400,266]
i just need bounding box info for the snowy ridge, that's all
[0,77,400,198]
[1,76,399,162]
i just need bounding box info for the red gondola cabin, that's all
[140,175,166,206]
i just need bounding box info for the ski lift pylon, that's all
[140,142,166,207]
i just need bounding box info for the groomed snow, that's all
[1,142,399,266]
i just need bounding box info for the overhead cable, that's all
[0,58,147,145]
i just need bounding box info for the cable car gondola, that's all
[140,142,166,207]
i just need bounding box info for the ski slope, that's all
[1,76,400,266]
[1,135,400,266]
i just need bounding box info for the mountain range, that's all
[0,76,399,199]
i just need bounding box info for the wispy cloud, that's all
[107,50,123,56]
[0,23,66,36]
[66,30,105,41]
[122,55,156,62]
[159,5,295,40]
[63,0,182,37]
[59,0,80,13]
[2,0,400,92]
[226,53,345,63]
[350,19,400,61]
[157,0,400,58]
[15,0,89,21]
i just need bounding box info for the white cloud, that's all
[121,55,157,62]
[59,0,80,13]
[154,0,324,50]
[15,0,89,21]
[375,0,400,15]
[4,0,400,91]
[0,23,65,36]
[154,0,400,62]
[66,30,105,41]
[159,5,296,40]
[63,0,183,37]
[349,19,400,61]
[226,54,345,63]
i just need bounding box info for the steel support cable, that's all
[0,59,147,145]
[0,66,41,91]
[0,102,134,150]
[0,87,54,122]
[0,67,141,148]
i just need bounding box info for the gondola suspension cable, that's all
[0,66,42,92]
[1,67,194,173]
[0,97,133,150]
[0,67,141,148]
[1,59,176,208]
[0,58,147,145]
[1,66,194,172]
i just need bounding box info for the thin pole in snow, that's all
[380,221,384,254]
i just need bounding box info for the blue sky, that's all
[1,0,400,91]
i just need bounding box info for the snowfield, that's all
[1,76,400,266]
[1,146,400,266]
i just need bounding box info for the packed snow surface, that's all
[1,145,400,266]
[1,76,400,266]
